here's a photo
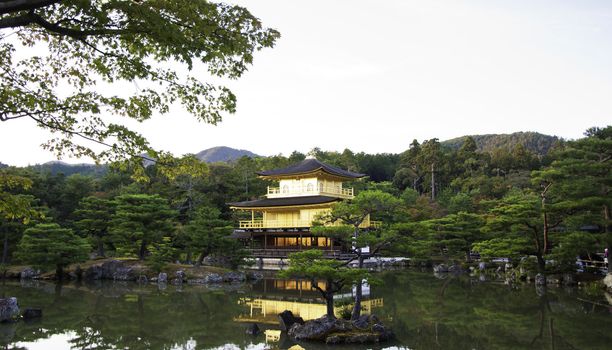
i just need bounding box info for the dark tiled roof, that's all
[256,158,365,179]
[228,195,341,208]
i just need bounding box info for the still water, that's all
[1,271,611,350]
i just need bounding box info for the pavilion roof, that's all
[256,158,365,179]
[228,195,341,209]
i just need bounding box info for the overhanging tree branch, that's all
[0,0,60,15]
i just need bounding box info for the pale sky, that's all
[1,0,611,166]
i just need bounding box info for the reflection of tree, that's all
[1,281,252,349]
[1,274,611,349]
[375,272,612,349]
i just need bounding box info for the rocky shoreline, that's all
[5,259,263,285]
[262,310,393,345]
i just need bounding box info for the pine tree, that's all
[278,250,368,318]
[16,223,89,279]
[184,206,236,266]
[110,194,175,260]
[74,196,115,257]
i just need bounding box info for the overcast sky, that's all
[1,0,611,166]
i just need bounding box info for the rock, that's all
[448,264,464,273]
[245,323,260,335]
[289,315,391,344]
[172,270,186,285]
[22,308,42,320]
[204,273,223,284]
[288,315,338,340]
[478,262,486,270]
[373,322,393,341]
[20,268,38,280]
[158,272,168,284]
[112,267,134,281]
[352,315,370,329]
[345,333,379,343]
[278,310,304,332]
[83,260,136,281]
[325,335,342,344]
[0,298,19,322]
[137,275,148,284]
[68,266,83,280]
[603,274,612,292]
[433,264,448,273]
[223,272,246,283]
[535,273,546,286]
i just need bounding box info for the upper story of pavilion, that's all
[257,157,364,199]
[227,158,371,230]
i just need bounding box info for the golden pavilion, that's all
[228,157,378,258]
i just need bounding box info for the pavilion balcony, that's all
[266,185,354,199]
[238,219,382,230]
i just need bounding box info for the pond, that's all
[1,270,611,349]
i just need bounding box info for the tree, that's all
[0,0,279,170]
[313,190,400,320]
[183,206,234,266]
[0,170,36,221]
[473,189,564,272]
[408,212,485,262]
[16,223,89,279]
[110,194,175,260]
[74,196,115,257]
[277,249,368,318]
[532,126,611,270]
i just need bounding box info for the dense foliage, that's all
[0,127,609,275]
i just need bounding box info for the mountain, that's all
[29,161,107,177]
[0,162,8,169]
[441,132,561,156]
[194,146,259,163]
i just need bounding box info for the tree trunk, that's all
[138,240,147,260]
[351,254,365,320]
[325,279,335,318]
[56,264,63,281]
[431,162,436,200]
[97,237,105,258]
[603,204,611,272]
[325,292,335,318]
[1,231,8,265]
[542,212,549,255]
[536,254,546,273]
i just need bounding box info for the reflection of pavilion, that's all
[235,297,384,324]
[234,278,383,324]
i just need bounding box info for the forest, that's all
[0,127,610,277]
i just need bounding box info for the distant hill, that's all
[442,132,561,156]
[194,146,259,163]
[29,161,107,177]
[0,162,8,169]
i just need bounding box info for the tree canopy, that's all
[0,0,279,169]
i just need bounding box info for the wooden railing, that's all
[266,185,354,199]
[249,248,351,259]
[239,219,382,229]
